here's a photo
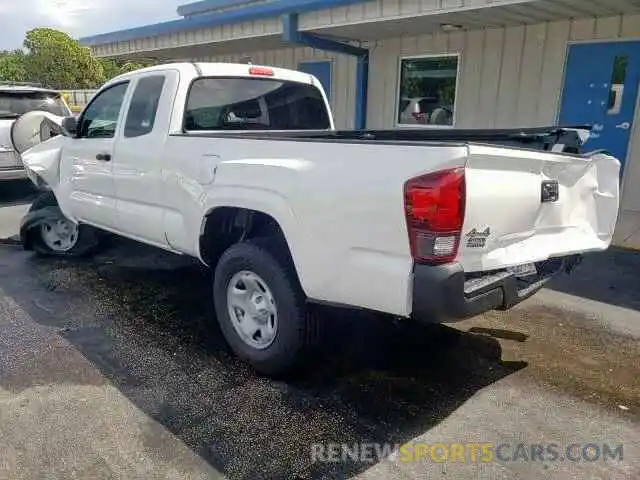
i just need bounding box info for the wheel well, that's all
[200,207,293,269]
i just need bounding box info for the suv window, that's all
[0,91,69,119]
[124,75,165,138]
[78,82,129,139]
[184,78,330,131]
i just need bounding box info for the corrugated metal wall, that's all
[366,14,640,211]
[367,14,640,129]
[92,18,282,57]
[194,48,358,129]
[92,10,640,211]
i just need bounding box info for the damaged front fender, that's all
[10,110,66,190]
[19,134,65,189]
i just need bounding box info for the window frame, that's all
[394,52,461,129]
[76,80,130,139]
[181,76,332,133]
[123,74,167,139]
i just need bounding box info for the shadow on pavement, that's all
[546,247,640,312]
[0,239,527,479]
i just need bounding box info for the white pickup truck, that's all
[15,62,620,376]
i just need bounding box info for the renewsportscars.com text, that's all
[311,442,624,464]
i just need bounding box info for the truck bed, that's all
[175,125,592,154]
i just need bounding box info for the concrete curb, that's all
[613,242,640,252]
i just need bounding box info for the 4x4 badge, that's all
[465,227,490,248]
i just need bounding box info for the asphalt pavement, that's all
[0,182,638,479]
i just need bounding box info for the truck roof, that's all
[106,62,317,88]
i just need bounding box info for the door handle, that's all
[616,122,630,130]
[96,153,111,161]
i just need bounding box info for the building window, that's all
[397,54,459,127]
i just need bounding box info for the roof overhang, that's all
[79,0,367,46]
[177,0,265,18]
[82,0,640,58]
[300,0,640,41]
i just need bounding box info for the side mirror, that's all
[61,116,78,137]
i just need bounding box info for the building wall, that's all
[89,10,640,213]
[365,14,640,212]
[91,17,282,57]
[193,47,358,129]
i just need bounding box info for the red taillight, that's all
[404,168,466,264]
[249,66,274,76]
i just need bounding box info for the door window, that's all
[124,75,166,138]
[78,82,129,139]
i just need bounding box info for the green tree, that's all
[119,61,148,74]
[98,58,122,80]
[22,28,104,89]
[0,50,26,82]
[2,28,159,88]
[98,58,149,81]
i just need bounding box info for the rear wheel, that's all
[213,238,316,376]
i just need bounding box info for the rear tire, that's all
[213,238,316,376]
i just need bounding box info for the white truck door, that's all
[112,70,178,247]
[59,81,130,230]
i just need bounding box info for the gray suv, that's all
[0,84,71,182]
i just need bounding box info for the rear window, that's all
[184,77,330,131]
[0,91,68,118]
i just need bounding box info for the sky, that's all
[0,0,186,50]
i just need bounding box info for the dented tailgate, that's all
[458,144,620,273]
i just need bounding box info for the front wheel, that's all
[213,239,316,376]
[23,197,101,257]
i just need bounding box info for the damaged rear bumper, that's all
[411,255,582,322]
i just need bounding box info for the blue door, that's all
[298,61,332,101]
[559,41,640,173]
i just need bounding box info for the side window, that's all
[124,75,166,138]
[78,82,129,139]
